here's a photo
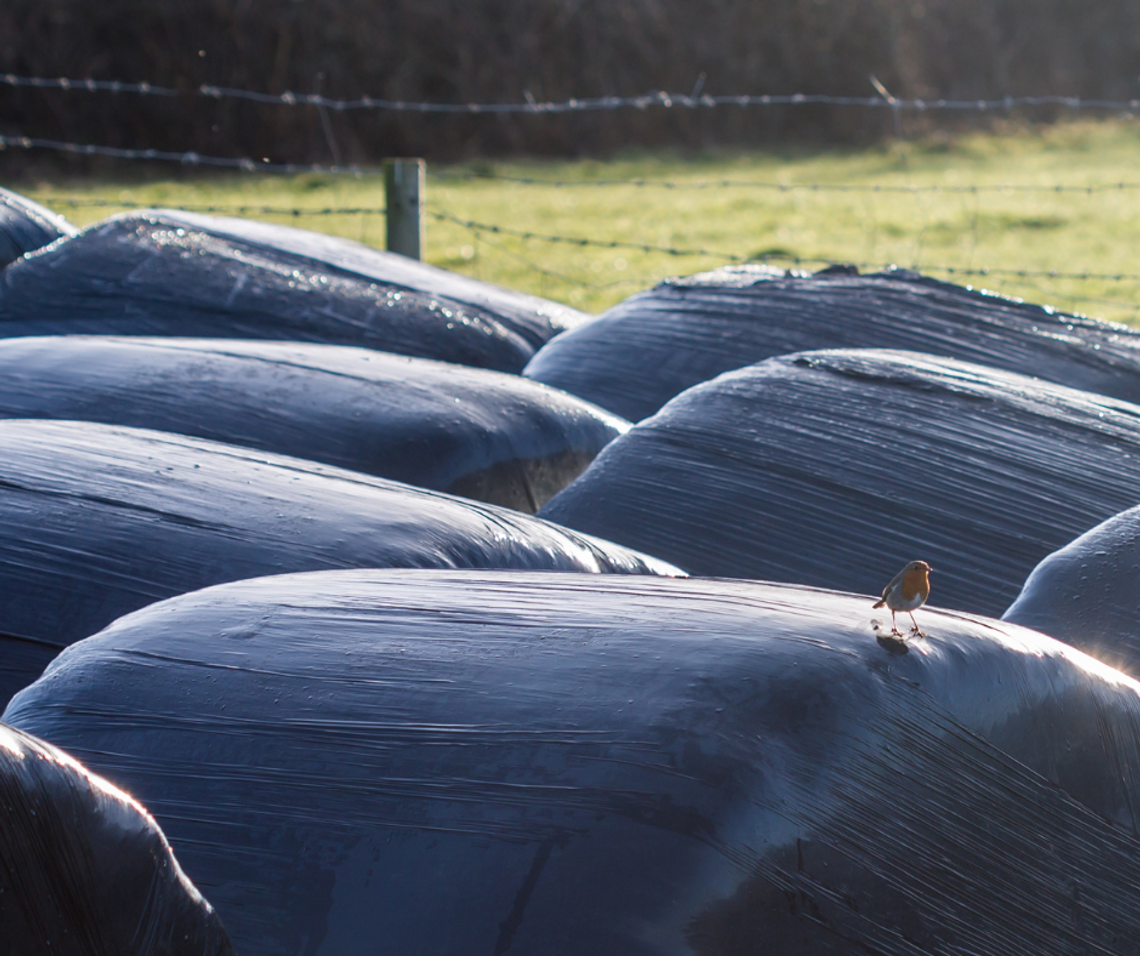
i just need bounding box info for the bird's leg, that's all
[909,611,926,637]
[891,610,902,636]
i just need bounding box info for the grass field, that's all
[8,118,1140,324]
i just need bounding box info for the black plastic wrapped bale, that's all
[0,209,587,373]
[0,722,234,956]
[523,264,1140,421]
[1003,505,1140,674]
[10,570,1140,956]
[0,419,677,707]
[0,336,628,512]
[540,348,1140,616]
[0,187,77,269]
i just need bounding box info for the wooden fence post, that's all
[384,159,425,260]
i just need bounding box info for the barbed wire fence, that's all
[6,70,1140,115]
[3,71,1140,320]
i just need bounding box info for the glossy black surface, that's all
[10,570,1140,955]
[1004,504,1140,674]
[0,722,233,956]
[0,420,677,705]
[0,209,587,372]
[524,265,1140,420]
[0,336,628,511]
[0,187,76,269]
[540,348,1140,615]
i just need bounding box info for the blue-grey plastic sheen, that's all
[0,186,77,268]
[1004,504,1140,674]
[0,723,234,955]
[0,335,629,512]
[524,265,1140,421]
[9,570,1140,955]
[540,348,1140,616]
[0,419,678,706]
[0,207,587,372]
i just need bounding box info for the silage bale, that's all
[1004,505,1140,674]
[0,208,587,373]
[0,722,234,956]
[539,348,1140,615]
[0,335,627,511]
[0,419,677,706]
[524,265,1140,421]
[9,569,1140,955]
[0,187,77,269]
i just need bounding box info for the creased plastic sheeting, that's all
[0,208,587,373]
[0,187,77,269]
[10,570,1140,956]
[540,348,1140,616]
[1003,505,1140,674]
[0,722,234,956]
[0,336,629,512]
[523,264,1140,421]
[0,420,678,706]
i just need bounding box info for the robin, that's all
[873,560,932,637]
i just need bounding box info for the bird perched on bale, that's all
[873,560,932,637]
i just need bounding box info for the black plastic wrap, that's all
[540,348,1140,616]
[10,570,1140,956]
[1003,505,1140,673]
[0,722,234,956]
[0,209,587,373]
[0,335,627,512]
[0,187,77,269]
[0,419,678,706]
[524,265,1140,420]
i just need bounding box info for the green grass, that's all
[9,118,1140,324]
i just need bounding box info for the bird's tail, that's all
[872,598,886,608]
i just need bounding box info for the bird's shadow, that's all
[872,620,910,655]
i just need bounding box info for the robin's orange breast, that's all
[899,568,930,604]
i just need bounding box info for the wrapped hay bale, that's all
[9,569,1140,955]
[0,187,76,269]
[540,348,1140,615]
[1004,505,1140,675]
[0,722,233,955]
[0,335,628,511]
[0,208,586,372]
[0,420,677,705]
[525,265,1140,420]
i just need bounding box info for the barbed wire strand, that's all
[28,196,1140,287]
[463,227,645,291]
[36,195,386,216]
[10,135,1140,198]
[453,214,1140,317]
[434,171,1140,194]
[429,209,1140,283]
[0,133,360,174]
[25,196,1140,287]
[4,72,1140,115]
[429,208,752,262]
[984,277,1140,315]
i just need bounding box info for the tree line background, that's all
[1,0,1139,167]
